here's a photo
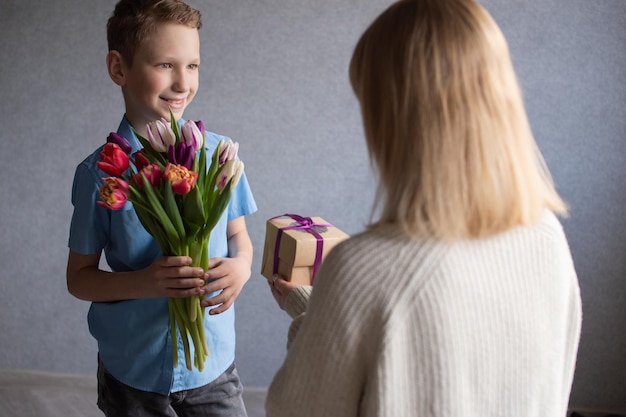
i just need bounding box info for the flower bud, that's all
[181,120,203,152]
[163,163,198,195]
[134,150,151,172]
[107,132,132,154]
[132,163,162,188]
[216,139,239,165]
[97,177,129,210]
[98,143,130,177]
[146,118,176,153]
[216,159,243,190]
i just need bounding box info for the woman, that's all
[266,0,582,415]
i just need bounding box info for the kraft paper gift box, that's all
[261,214,350,285]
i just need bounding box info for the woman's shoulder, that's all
[320,224,446,286]
[327,223,436,257]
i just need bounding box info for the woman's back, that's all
[267,210,581,417]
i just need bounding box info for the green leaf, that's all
[162,179,187,245]
[204,139,221,195]
[140,175,182,252]
[182,185,206,233]
[169,108,181,144]
[195,135,207,191]
[203,188,232,240]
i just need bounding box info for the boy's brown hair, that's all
[107,0,202,67]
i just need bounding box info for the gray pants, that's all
[97,358,248,417]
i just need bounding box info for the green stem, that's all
[187,317,205,372]
[168,299,178,368]
[167,236,211,371]
[189,294,198,323]
[172,299,192,370]
[197,302,209,355]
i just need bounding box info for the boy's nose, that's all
[172,70,190,92]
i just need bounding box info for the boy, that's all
[67,1,256,415]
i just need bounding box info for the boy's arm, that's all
[226,216,254,268]
[66,250,208,302]
[201,216,253,315]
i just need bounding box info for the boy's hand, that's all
[200,256,251,315]
[141,256,206,298]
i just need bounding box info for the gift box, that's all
[261,214,350,285]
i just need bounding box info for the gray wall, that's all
[0,0,624,411]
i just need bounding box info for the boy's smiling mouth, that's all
[162,97,186,109]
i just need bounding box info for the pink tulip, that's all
[163,163,198,195]
[97,177,130,210]
[132,164,162,188]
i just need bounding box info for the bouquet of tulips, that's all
[96,109,243,371]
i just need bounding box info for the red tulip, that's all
[163,163,198,195]
[134,150,151,172]
[97,177,129,210]
[98,143,129,177]
[132,163,162,188]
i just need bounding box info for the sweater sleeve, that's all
[266,243,376,417]
[283,285,312,349]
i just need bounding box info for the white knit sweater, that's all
[265,211,582,417]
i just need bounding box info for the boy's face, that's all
[121,22,200,130]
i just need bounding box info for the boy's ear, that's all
[106,50,126,87]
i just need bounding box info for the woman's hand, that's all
[269,274,303,310]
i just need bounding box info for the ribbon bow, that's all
[272,214,332,284]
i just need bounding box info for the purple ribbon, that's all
[271,214,332,284]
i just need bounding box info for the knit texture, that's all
[266,211,582,417]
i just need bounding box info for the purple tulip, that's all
[181,120,204,152]
[107,132,132,154]
[168,142,194,170]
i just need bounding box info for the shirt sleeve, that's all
[228,169,257,220]
[68,161,110,255]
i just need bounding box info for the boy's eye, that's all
[159,63,173,69]
[188,64,199,70]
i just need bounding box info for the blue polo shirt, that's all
[68,116,257,395]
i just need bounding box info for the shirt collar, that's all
[116,115,143,154]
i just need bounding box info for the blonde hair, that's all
[107,0,202,67]
[349,0,567,240]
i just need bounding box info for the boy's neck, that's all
[125,114,149,139]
